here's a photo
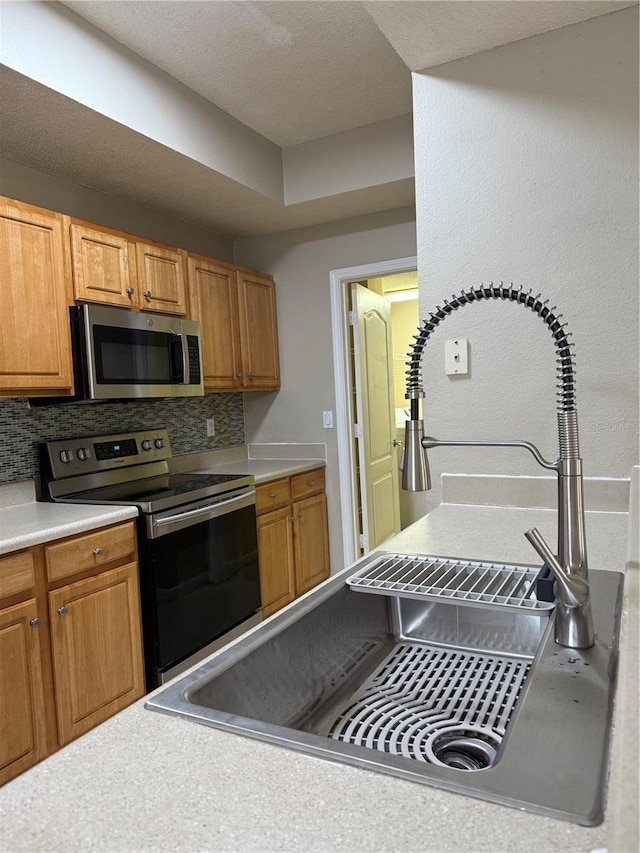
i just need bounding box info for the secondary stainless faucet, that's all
[402,282,595,649]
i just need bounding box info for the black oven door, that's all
[138,494,260,686]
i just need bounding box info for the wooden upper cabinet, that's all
[187,256,242,390]
[0,198,74,396]
[69,219,187,316]
[236,270,280,390]
[70,222,136,308]
[136,242,187,316]
[187,259,280,392]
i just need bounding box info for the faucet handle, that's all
[524,528,590,608]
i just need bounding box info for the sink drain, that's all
[428,728,500,771]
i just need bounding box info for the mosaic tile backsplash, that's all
[0,395,245,483]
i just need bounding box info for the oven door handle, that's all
[149,490,255,538]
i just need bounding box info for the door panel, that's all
[352,283,400,551]
[293,493,330,595]
[187,257,242,389]
[70,223,134,308]
[257,507,296,618]
[0,599,47,784]
[0,200,74,393]
[236,272,280,388]
[136,243,187,315]
[49,563,144,745]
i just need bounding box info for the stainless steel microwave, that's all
[69,304,204,400]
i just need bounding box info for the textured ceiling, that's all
[364,1,637,72]
[61,0,413,147]
[3,1,636,238]
[62,0,634,147]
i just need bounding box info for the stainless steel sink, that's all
[146,553,623,826]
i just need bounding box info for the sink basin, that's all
[146,552,623,826]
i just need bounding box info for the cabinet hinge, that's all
[353,423,363,439]
[359,533,369,552]
[348,310,357,326]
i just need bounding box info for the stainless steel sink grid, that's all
[328,642,530,769]
[346,553,554,612]
[147,557,624,826]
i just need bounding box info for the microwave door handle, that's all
[180,333,190,386]
[170,336,185,384]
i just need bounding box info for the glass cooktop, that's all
[60,472,252,514]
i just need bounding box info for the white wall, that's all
[412,7,639,513]
[234,208,417,571]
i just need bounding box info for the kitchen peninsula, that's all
[0,472,637,853]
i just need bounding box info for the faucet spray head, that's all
[402,420,431,491]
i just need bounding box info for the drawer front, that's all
[45,521,137,583]
[0,550,36,599]
[291,467,325,501]
[255,478,292,515]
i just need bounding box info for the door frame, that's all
[329,256,418,568]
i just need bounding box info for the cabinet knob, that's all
[126,287,134,297]
[92,547,103,557]
[57,606,68,616]
[288,516,295,523]
[308,480,315,487]
[269,492,277,499]
[143,290,152,301]
[29,617,41,629]
[236,372,243,378]
[246,371,254,379]
[297,511,303,519]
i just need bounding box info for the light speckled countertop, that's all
[0,500,138,555]
[190,457,325,483]
[0,448,324,556]
[0,499,637,853]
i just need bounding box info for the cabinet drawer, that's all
[0,550,35,599]
[45,522,136,583]
[291,468,325,500]
[255,479,292,515]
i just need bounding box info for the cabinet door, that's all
[70,223,136,308]
[0,198,74,396]
[236,271,280,390]
[293,493,330,596]
[136,242,187,315]
[0,599,48,785]
[49,563,144,746]
[256,507,296,618]
[187,256,242,390]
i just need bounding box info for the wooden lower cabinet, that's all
[292,492,330,596]
[256,468,330,618]
[0,521,144,785]
[0,599,48,785]
[48,562,144,746]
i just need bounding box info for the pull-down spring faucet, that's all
[402,282,595,649]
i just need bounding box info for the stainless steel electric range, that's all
[39,428,261,689]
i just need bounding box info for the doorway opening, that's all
[330,257,427,569]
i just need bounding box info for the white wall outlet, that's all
[206,418,215,437]
[322,410,334,429]
[445,339,469,375]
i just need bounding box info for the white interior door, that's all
[351,283,401,552]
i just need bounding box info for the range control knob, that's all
[59,449,74,463]
[141,440,152,451]
[154,437,164,449]
[77,447,90,461]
